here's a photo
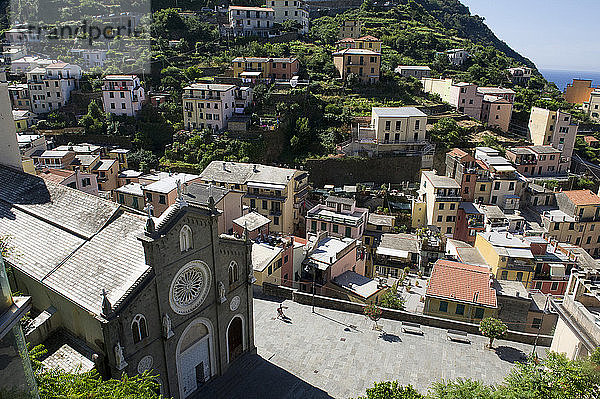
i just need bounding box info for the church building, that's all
[0,164,255,398]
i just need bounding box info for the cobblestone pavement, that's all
[254,297,547,399]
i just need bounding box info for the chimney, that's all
[253,164,258,173]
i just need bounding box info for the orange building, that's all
[564,79,597,104]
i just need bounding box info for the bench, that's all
[447,329,471,343]
[401,321,424,335]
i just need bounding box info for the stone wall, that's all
[304,155,423,187]
[262,283,553,346]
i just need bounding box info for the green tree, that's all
[430,379,495,399]
[479,317,507,349]
[128,149,159,173]
[499,352,600,399]
[80,101,107,135]
[379,286,405,310]
[356,381,424,399]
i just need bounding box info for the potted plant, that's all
[363,303,383,331]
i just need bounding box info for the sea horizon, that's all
[540,68,600,91]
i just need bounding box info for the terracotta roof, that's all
[447,148,475,163]
[357,35,381,41]
[38,168,75,184]
[584,136,599,145]
[337,38,355,43]
[562,190,600,206]
[426,259,497,308]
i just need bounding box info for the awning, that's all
[247,181,286,190]
[240,71,262,77]
[550,263,566,278]
[376,246,409,258]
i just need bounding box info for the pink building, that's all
[232,211,270,240]
[38,168,99,196]
[480,95,513,132]
[302,234,366,290]
[506,145,567,177]
[449,83,482,119]
[306,196,368,239]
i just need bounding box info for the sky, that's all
[459,0,599,71]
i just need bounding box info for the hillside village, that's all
[0,0,600,398]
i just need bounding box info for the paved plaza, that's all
[250,296,546,399]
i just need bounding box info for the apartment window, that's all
[480,184,485,191]
[554,223,560,231]
[121,103,126,109]
[551,281,559,291]
[268,265,272,275]
[159,195,166,204]
[446,227,452,234]
[274,216,279,225]
[146,193,152,202]
[439,203,445,210]
[321,222,327,230]
[531,318,542,329]
[446,216,453,222]
[332,224,338,233]
[474,308,485,319]
[311,221,317,232]
[262,200,268,209]
[491,195,497,204]
[132,197,138,209]
[569,223,575,230]
[438,301,448,312]
[120,92,125,98]
[464,187,469,194]
[501,270,508,279]
[415,120,420,129]
[591,224,595,232]
[250,199,256,209]
[450,203,455,210]
[494,182,500,190]
[345,227,352,238]
[586,236,592,244]
[395,121,401,130]
[437,215,443,222]
[455,304,465,315]
[109,92,114,98]
[509,182,515,190]
[516,272,523,281]
[118,194,124,204]
[465,175,471,182]
[110,103,115,109]
[385,121,391,131]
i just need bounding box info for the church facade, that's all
[103,197,255,398]
[0,165,254,399]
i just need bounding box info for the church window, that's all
[131,314,148,343]
[229,261,239,286]
[180,225,193,252]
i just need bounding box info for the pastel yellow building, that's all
[417,171,461,236]
[424,259,497,323]
[335,35,382,53]
[475,231,535,285]
[199,161,309,235]
[332,48,380,84]
[252,242,283,286]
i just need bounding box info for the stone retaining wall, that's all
[262,283,553,346]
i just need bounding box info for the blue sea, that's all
[540,69,600,91]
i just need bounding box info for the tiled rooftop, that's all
[561,190,600,206]
[426,259,496,307]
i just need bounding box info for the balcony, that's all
[434,194,462,202]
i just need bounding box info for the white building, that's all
[395,65,431,79]
[101,75,145,117]
[183,83,238,132]
[437,49,470,66]
[27,62,82,114]
[10,56,56,75]
[267,0,309,34]
[227,6,275,37]
[70,49,108,69]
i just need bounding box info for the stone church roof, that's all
[0,165,150,318]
